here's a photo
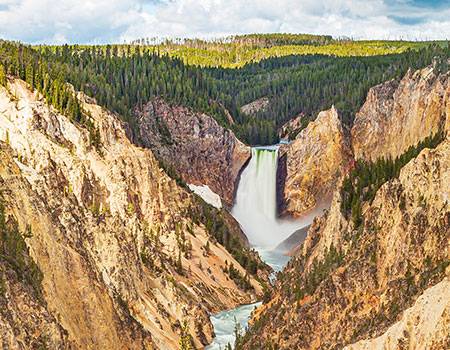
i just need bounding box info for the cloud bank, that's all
[0,0,449,44]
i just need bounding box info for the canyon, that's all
[0,44,448,350]
[135,98,250,208]
[0,79,269,349]
[241,63,450,349]
[131,62,450,349]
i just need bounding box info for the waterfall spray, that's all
[231,146,301,249]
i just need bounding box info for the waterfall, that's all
[231,146,301,250]
[207,146,304,350]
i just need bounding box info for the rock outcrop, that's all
[278,63,450,219]
[352,64,450,161]
[0,79,267,349]
[278,113,305,140]
[274,225,310,255]
[277,106,353,218]
[240,97,270,116]
[344,277,450,350]
[136,98,250,207]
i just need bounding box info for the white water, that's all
[206,302,262,350]
[231,146,302,250]
[206,146,306,350]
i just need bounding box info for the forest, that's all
[131,33,435,68]
[340,129,446,228]
[0,37,449,145]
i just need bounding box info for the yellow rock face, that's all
[352,65,450,161]
[243,64,450,350]
[344,277,450,350]
[0,79,264,349]
[279,106,353,218]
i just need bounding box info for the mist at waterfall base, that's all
[207,146,311,350]
[232,147,303,250]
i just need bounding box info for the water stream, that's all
[206,146,306,350]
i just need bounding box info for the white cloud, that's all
[0,0,449,44]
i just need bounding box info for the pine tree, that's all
[179,320,192,350]
[176,251,183,275]
[0,64,6,86]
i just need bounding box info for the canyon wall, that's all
[277,106,353,218]
[278,63,449,219]
[244,118,450,350]
[352,64,449,161]
[0,79,267,349]
[244,64,450,349]
[136,98,250,207]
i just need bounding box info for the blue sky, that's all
[0,0,449,44]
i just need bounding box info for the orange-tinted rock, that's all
[278,106,353,218]
[136,98,250,207]
[352,65,450,161]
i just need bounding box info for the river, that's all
[206,146,307,350]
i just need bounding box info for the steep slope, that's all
[136,98,250,207]
[344,277,450,350]
[0,79,267,349]
[278,114,305,140]
[278,62,449,219]
[243,126,449,350]
[0,193,70,349]
[352,63,449,161]
[242,65,450,350]
[277,106,353,218]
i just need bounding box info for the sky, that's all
[0,0,449,44]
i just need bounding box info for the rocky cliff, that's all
[136,98,250,207]
[243,121,449,350]
[278,63,450,219]
[277,106,353,218]
[242,64,450,349]
[0,79,268,349]
[352,64,449,161]
[240,97,270,116]
[344,277,450,350]
[277,113,305,140]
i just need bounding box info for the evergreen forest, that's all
[0,35,449,145]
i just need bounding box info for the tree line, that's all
[341,130,445,227]
[1,40,449,146]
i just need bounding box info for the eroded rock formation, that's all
[278,63,450,219]
[352,64,450,161]
[243,64,450,349]
[244,122,450,350]
[136,98,250,207]
[240,97,270,116]
[0,79,267,349]
[278,113,305,140]
[277,106,353,218]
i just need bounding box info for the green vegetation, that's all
[205,49,449,143]
[179,320,194,350]
[223,262,253,291]
[0,41,102,150]
[294,243,343,300]
[341,130,445,227]
[0,196,43,301]
[232,317,244,350]
[186,196,264,276]
[2,38,449,145]
[131,34,436,68]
